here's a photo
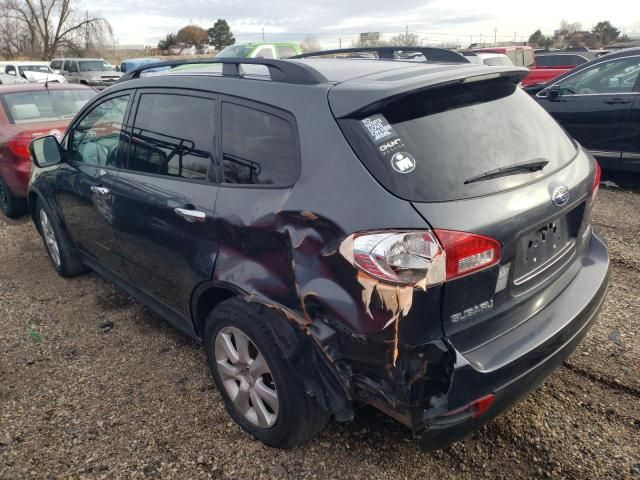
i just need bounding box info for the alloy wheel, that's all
[39,209,61,267]
[214,326,279,428]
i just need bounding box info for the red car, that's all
[522,53,590,87]
[0,83,95,217]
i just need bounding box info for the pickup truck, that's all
[521,53,589,87]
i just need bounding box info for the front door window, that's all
[68,95,130,167]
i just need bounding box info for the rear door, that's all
[536,54,640,161]
[113,89,220,319]
[56,92,132,274]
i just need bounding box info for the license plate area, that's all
[513,216,573,285]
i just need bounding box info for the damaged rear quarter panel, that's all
[208,83,456,422]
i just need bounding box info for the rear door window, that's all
[338,77,577,202]
[126,93,217,181]
[254,47,274,59]
[276,46,297,59]
[220,101,299,186]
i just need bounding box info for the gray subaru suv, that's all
[28,50,609,450]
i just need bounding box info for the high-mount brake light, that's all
[434,229,501,280]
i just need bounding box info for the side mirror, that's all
[30,135,62,168]
[547,86,560,100]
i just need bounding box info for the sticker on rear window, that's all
[390,152,416,174]
[361,114,398,144]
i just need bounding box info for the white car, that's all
[0,61,67,84]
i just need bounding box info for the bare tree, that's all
[300,36,321,53]
[0,0,112,59]
[388,33,421,47]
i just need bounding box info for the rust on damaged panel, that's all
[209,208,455,425]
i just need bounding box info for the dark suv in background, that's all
[28,53,609,450]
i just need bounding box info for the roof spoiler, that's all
[116,57,329,85]
[291,47,469,64]
[329,67,530,118]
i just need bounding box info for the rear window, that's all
[216,45,253,58]
[2,89,95,124]
[536,55,587,67]
[78,61,110,72]
[339,78,577,202]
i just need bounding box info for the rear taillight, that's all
[434,229,501,281]
[340,229,501,286]
[8,138,32,160]
[591,161,601,200]
[343,231,445,285]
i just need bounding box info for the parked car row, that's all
[6,49,609,453]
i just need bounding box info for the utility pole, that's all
[494,28,497,45]
[339,37,342,48]
[405,25,409,42]
[262,27,265,42]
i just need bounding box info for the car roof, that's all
[0,83,93,94]
[122,57,157,63]
[50,58,106,61]
[232,42,299,47]
[120,58,526,118]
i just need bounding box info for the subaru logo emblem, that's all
[552,185,570,207]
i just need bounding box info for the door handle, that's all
[90,186,110,196]
[174,207,206,223]
[604,98,631,105]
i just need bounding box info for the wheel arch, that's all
[191,281,240,338]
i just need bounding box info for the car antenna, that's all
[45,71,49,89]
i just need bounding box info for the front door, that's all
[56,93,132,274]
[113,90,220,318]
[537,55,640,161]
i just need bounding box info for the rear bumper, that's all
[1,161,30,198]
[418,232,609,449]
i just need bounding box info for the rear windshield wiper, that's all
[464,159,549,185]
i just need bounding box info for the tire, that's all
[35,198,87,277]
[204,297,330,448]
[0,177,26,218]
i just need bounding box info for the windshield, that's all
[339,77,577,202]
[216,45,253,58]
[78,61,111,72]
[18,65,53,75]
[2,89,96,124]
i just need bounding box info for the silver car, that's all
[50,58,122,90]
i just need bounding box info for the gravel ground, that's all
[1,181,639,480]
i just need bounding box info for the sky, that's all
[82,0,640,48]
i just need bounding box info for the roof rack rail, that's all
[292,46,469,64]
[117,57,328,85]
